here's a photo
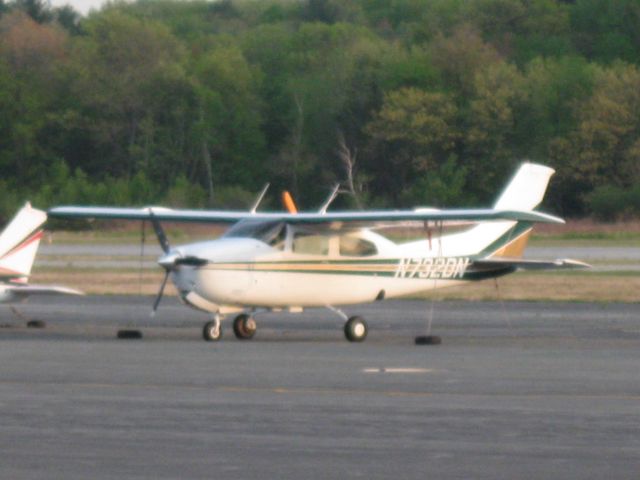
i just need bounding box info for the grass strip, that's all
[30,269,640,303]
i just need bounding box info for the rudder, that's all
[0,203,47,280]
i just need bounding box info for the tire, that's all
[233,314,256,340]
[344,316,368,342]
[203,320,222,341]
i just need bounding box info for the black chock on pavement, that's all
[414,335,442,345]
[117,329,143,339]
[27,320,46,329]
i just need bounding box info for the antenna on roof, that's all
[318,184,340,215]
[250,183,270,214]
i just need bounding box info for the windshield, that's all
[223,220,286,248]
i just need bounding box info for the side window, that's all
[292,233,330,255]
[268,225,286,250]
[339,236,377,257]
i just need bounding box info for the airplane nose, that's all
[158,251,181,269]
[158,249,207,270]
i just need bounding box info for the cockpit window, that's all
[339,236,377,257]
[292,232,330,255]
[268,224,286,250]
[223,220,286,249]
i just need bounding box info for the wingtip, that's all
[561,259,592,269]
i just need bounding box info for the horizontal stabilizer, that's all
[474,258,591,271]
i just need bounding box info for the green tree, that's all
[365,87,459,203]
[427,24,501,97]
[565,63,640,187]
[464,62,525,198]
[571,0,640,64]
[54,5,82,35]
[518,56,594,157]
[13,0,52,23]
[191,43,267,201]
[67,11,190,181]
[0,11,68,184]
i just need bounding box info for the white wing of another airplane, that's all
[3,284,84,297]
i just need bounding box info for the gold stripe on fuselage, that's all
[490,229,532,258]
[203,262,399,273]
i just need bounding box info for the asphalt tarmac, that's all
[1,297,639,479]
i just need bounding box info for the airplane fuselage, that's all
[165,231,511,313]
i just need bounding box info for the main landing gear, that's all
[344,316,368,342]
[326,306,368,343]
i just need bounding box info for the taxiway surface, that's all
[0,297,638,479]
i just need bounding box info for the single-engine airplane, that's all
[0,203,83,307]
[48,163,587,342]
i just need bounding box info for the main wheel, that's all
[203,320,223,341]
[233,314,257,340]
[344,316,368,342]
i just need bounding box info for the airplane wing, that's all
[4,284,85,298]
[48,206,565,226]
[474,258,591,270]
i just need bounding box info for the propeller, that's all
[151,269,170,316]
[149,209,171,317]
[149,209,170,254]
[147,208,207,317]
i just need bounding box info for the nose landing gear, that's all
[202,314,223,341]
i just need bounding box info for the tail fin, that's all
[493,163,555,211]
[406,163,556,258]
[0,203,47,280]
[473,163,555,258]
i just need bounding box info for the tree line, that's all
[1,0,640,221]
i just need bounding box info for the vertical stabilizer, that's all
[401,163,556,258]
[471,162,555,257]
[493,163,555,211]
[0,203,47,279]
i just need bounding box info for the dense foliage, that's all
[1,0,640,220]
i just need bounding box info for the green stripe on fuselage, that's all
[477,222,533,257]
[202,256,514,282]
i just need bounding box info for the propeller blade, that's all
[151,270,170,317]
[148,209,170,254]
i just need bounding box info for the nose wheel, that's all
[203,315,223,341]
[233,313,257,340]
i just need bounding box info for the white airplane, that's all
[48,163,587,342]
[0,203,83,308]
